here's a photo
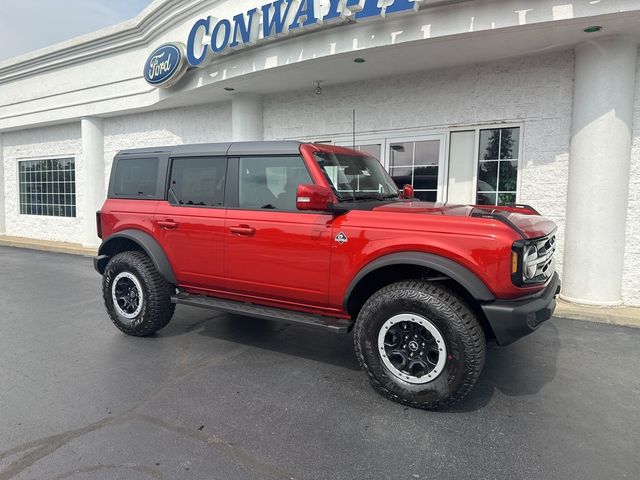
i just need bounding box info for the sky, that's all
[0,0,154,62]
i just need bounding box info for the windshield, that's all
[313,152,399,201]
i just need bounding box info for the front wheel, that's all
[354,280,486,410]
[102,251,175,336]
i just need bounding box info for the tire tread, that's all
[354,280,486,410]
[102,251,175,336]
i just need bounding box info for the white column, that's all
[562,37,638,306]
[0,133,5,235]
[81,117,105,248]
[232,93,263,141]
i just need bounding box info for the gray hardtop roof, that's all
[116,141,303,158]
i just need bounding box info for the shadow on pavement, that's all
[186,312,362,371]
[158,310,562,411]
[452,321,561,411]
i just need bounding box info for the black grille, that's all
[530,234,556,282]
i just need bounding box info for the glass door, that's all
[354,143,382,160]
[386,136,445,202]
[334,142,383,161]
[331,142,384,195]
[335,135,446,202]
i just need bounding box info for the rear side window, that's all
[112,158,159,197]
[169,157,227,207]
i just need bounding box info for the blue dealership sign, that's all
[186,0,419,69]
[143,43,189,88]
[144,0,420,88]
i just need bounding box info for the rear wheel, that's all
[354,280,485,410]
[102,251,175,336]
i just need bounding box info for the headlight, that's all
[511,235,556,286]
[523,245,538,280]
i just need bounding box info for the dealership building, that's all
[0,0,639,307]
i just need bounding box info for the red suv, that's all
[95,141,559,410]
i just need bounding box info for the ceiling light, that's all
[583,26,603,33]
[354,58,366,64]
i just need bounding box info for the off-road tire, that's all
[354,280,486,410]
[102,251,175,336]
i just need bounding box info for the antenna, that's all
[352,109,356,150]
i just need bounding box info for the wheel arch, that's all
[96,229,177,285]
[343,252,496,324]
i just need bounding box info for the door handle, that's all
[230,225,256,236]
[157,220,179,230]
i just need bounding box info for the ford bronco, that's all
[94,141,560,409]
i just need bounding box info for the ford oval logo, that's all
[143,43,188,88]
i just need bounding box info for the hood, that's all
[372,201,556,240]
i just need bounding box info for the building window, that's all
[477,127,520,206]
[389,139,441,201]
[19,158,76,217]
[355,143,382,160]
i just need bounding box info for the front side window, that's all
[239,156,313,210]
[19,158,76,217]
[476,127,520,206]
[314,151,398,201]
[169,157,227,207]
[112,157,159,197]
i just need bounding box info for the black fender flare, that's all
[343,251,496,310]
[96,229,177,285]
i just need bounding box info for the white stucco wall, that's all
[0,103,232,244]
[103,102,232,186]
[1,47,637,305]
[264,50,574,278]
[624,52,640,306]
[3,0,634,132]
[2,123,83,243]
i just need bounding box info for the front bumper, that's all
[481,272,561,346]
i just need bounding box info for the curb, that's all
[0,235,97,257]
[555,299,640,329]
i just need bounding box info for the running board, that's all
[171,293,353,334]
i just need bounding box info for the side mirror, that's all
[296,184,334,211]
[401,184,414,199]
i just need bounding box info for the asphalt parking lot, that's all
[0,246,638,480]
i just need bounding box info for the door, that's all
[224,155,332,307]
[334,142,383,165]
[153,156,227,289]
[335,135,446,201]
[386,135,446,201]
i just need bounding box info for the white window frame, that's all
[382,134,447,202]
[16,154,78,218]
[332,132,449,202]
[302,121,525,204]
[448,123,524,205]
